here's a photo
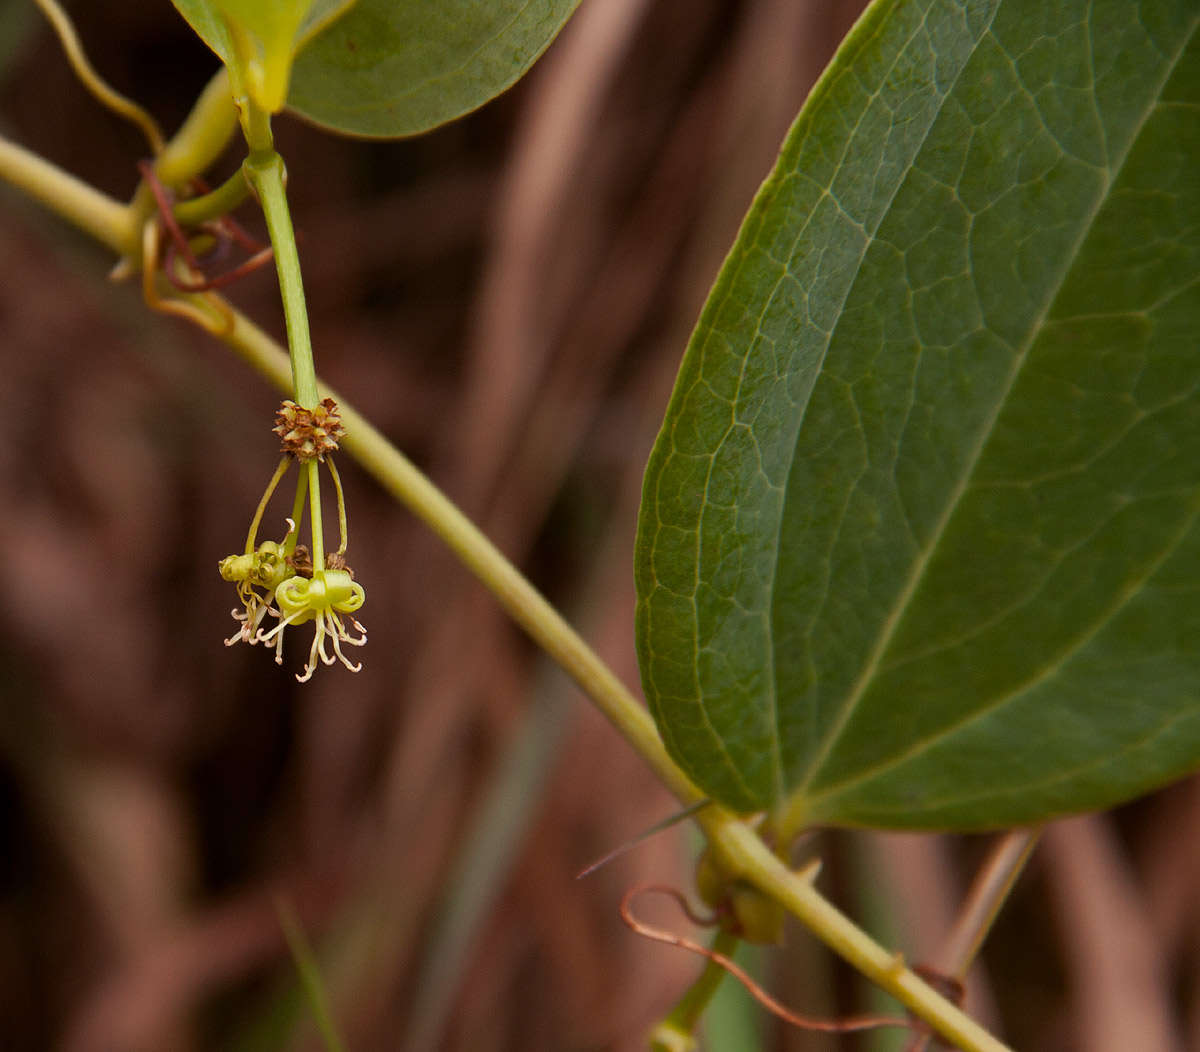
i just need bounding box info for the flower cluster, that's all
[221,519,367,682]
[262,567,366,680]
[218,537,292,645]
[220,398,366,682]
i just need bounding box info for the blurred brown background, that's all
[0,2,1198,1050]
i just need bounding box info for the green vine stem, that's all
[0,131,1011,1052]
[0,135,136,255]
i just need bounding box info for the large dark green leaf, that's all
[635,0,1200,831]
[286,0,581,137]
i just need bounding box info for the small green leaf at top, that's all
[170,0,235,69]
[635,0,1200,833]
[171,0,354,112]
[285,0,582,138]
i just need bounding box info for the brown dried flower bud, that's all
[286,544,314,578]
[272,397,346,461]
[325,552,353,577]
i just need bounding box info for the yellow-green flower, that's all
[220,401,365,681]
[260,568,366,681]
[219,536,296,645]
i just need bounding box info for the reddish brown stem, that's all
[137,160,273,292]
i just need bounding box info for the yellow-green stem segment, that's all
[0,128,1012,1052]
[0,135,135,255]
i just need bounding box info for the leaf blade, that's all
[170,0,235,68]
[635,0,1200,830]
[286,0,581,138]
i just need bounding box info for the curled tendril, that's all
[621,884,913,1037]
[260,569,367,682]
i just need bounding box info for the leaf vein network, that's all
[301,0,540,115]
[731,0,959,795]
[809,485,1200,807]
[838,704,1198,819]
[795,7,1197,798]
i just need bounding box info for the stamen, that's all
[259,606,307,645]
[340,615,367,644]
[316,616,336,666]
[226,604,256,646]
[247,600,273,641]
[296,626,322,682]
[327,617,363,672]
